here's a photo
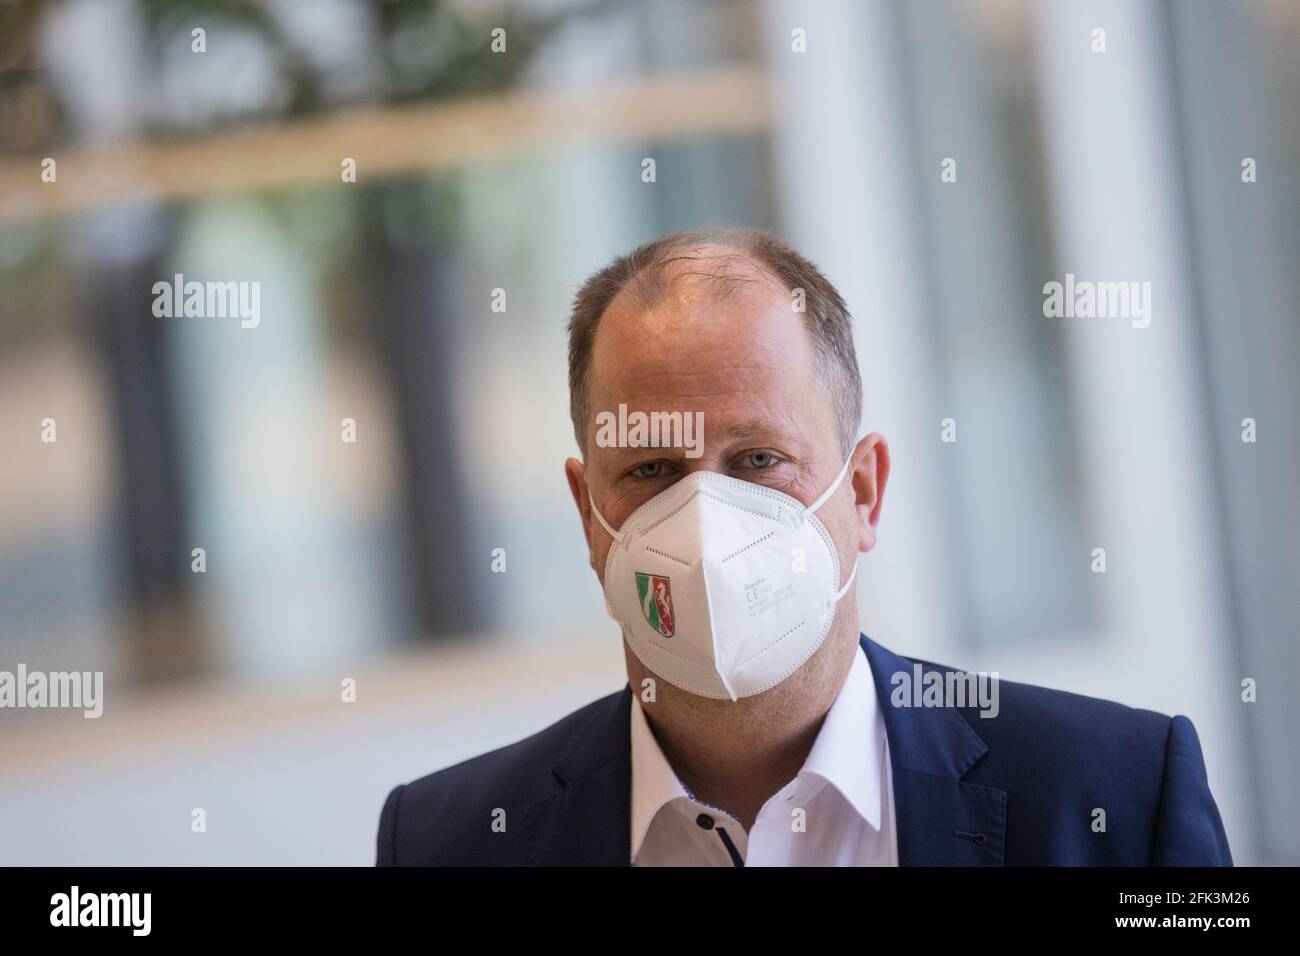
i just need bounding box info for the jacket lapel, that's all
[524,687,633,866]
[861,634,1007,865]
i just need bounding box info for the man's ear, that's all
[565,457,596,566]
[849,433,890,553]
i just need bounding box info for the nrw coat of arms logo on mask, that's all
[636,572,675,638]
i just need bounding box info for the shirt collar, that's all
[629,691,692,861]
[798,638,882,829]
[629,642,883,861]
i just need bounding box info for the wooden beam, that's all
[0,65,769,224]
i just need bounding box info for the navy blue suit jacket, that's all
[377,634,1233,866]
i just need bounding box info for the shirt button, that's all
[695,813,715,830]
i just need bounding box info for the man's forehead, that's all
[582,258,832,456]
[591,275,809,382]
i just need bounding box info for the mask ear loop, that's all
[809,451,856,513]
[808,451,860,603]
[587,490,622,544]
[832,561,858,603]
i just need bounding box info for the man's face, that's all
[567,256,870,593]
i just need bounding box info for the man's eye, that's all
[744,452,778,469]
[632,462,666,479]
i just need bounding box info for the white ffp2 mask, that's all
[588,455,858,701]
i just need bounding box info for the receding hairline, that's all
[604,241,792,318]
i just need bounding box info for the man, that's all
[377,227,1232,866]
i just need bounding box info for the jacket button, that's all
[695,813,715,830]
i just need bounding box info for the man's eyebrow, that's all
[725,419,788,441]
[599,444,688,467]
[592,418,795,470]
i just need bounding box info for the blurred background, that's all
[0,0,1296,865]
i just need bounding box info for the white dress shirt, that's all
[630,641,897,866]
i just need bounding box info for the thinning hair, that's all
[566,226,863,457]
